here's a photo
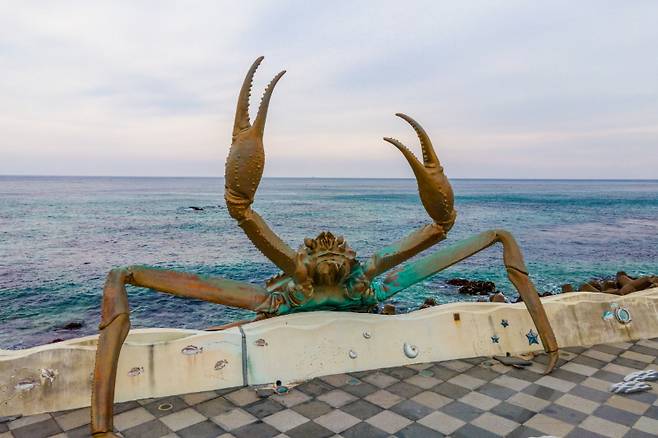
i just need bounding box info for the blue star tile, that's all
[526,329,539,345]
[491,335,500,343]
[501,319,509,328]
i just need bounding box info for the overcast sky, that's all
[1,1,657,178]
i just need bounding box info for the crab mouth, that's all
[314,258,351,285]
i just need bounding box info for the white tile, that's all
[263,409,308,432]
[160,408,205,431]
[580,415,629,438]
[314,410,360,433]
[8,413,51,430]
[418,411,465,435]
[524,413,574,436]
[535,375,576,392]
[366,410,412,434]
[53,408,90,431]
[555,394,599,414]
[459,392,500,410]
[364,389,402,409]
[212,408,256,431]
[472,412,518,436]
[113,407,156,431]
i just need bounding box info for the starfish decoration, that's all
[491,335,500,344]
[501,319,509,328]
[526,329,539,345]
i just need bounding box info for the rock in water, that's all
[420,297,437,309]
[61,321,84,330]
[450,279,496,295]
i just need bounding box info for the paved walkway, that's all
[2,338,658,438]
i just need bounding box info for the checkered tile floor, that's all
[3,338,658,438]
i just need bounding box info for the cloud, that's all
[0,1,657,178]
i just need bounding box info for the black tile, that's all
[541,403,588,425]
[521,383,562,401]
[342,381,379,398]
[593,405,640,427]
[570,384,610,403]
[12,418,62,438]
[341,421,389,438]
[232,421,280,438]
[123,419,172,438]
[505,368,543,382]
[431,381,471,400]
[490,402,535,423]
[452,423,500,438]
[478,382,516,400]
[564,346,588,354]
[386,381,424,398]
[572,355,607,369]
[463,356,489,365]
[292,400,333,419]
[465,366,500,382]
[623,389,658,405]
[66,424,94,438]
[340,400,382,420]
[441,401,484,422]
[390,400,433,421]
[534,353,567,368]
[350,370,375,378]
[551,368,588,384]
[591,344,623,355]
[286,420,334,438]
[566,427,608,438]
[295,379,335,397]
[245,398,285,418]
[143,396,189,417]
[178,420,226,438]
[428,365,459,381]
[592,369,624,383]
[624,428,658,438]
[114,400,141,414]
[195,396,235,417]
[507,425,547,438]
[384,366,417,380]
[397,422,445,437]
[613,357,650,370]
[644,405,658,420]
[629,344,658,356]
[216,385,241,396]
[51,408,73,417]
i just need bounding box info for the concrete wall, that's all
[2,288,657,416]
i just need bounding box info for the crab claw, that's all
[384,113,456,231]
[225,56,286,219]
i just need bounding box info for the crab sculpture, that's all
[91,57,559,436]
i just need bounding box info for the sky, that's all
[1,1,657,178]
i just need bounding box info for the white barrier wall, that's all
[2,288,657,416]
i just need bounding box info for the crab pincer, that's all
[225,56,286,219]
[384,114,456,232]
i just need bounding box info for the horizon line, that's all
[1,174,657,182]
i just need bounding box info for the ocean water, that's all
[1,176,657,349]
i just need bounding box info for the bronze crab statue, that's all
[91,57,559,436]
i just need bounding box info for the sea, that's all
[1,176,657,349]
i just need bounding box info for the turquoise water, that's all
[1,177,657,349]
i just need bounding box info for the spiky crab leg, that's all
[364,114,456,279]
[373,230,559,373]
[225,57,297,276]
[91,266,270,436]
